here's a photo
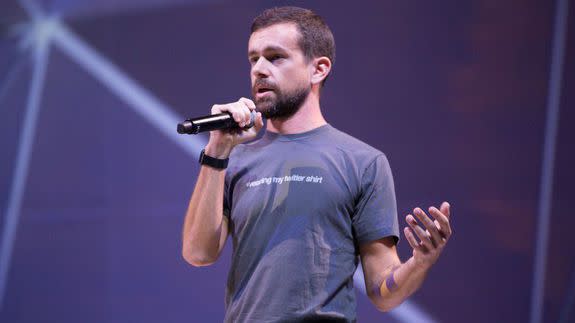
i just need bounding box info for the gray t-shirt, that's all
[223,124,399,323]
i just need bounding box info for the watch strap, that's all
[198,149,229,169]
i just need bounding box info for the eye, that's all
[269,54,284,62]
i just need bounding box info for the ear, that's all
[310,56,332,85]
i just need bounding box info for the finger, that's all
[238,98,256,127]
[226,102,249,127]
[440,201,451,219]
[413,208,442,247]
[406,214,434,250]
[237,99,254,126]
[211,104,222,114]
[433,219,446,240]
[213,103,242,125]
[254,112,264,131]
[238,97,256,111]
[429,206,451,238]
[230,106,246,126]
[403,226,422,251]
[230,102,248,128]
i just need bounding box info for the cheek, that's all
[281,68,310,89]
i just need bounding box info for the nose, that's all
[251,57,270,78]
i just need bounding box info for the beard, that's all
[252,81,310,120]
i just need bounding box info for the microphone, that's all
[177,112,256,135]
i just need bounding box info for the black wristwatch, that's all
[198,149,229,169]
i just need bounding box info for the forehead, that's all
[248,23,302,54]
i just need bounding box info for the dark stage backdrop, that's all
[0,0,574,322]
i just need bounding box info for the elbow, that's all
[368,295,400,313]
[182,248,217,267]
[374,302,396,313]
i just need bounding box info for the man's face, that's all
[248,23,312,120]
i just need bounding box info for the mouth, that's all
[256,87,274,93]
[254,86,275,99]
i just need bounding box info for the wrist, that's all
[199,149,229,169]
[406,256,432,274]
[204,141,233,159]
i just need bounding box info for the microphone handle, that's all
[177,112,254,135]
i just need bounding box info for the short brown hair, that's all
[251,6,336,84]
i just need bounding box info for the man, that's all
[181,6,452,322]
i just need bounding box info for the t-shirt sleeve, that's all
[223,172,231,218]
[352,153,400,245]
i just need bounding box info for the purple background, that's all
[1,0,574,322]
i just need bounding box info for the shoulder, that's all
[327,126,390,166]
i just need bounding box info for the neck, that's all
[266,88,326,134]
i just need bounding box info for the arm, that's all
[181,98,263,267]
[360,202,453,311]
[181,161,229,267]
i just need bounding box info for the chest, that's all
[226,150,362,237]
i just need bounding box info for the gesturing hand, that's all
[404,201,452,268]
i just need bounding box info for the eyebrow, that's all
[248,45,289,58]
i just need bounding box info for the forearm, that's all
[362,204,453,312]
[181,162,227,266]
[181,99,263,266]
[372,257,430,311]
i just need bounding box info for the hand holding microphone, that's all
[178,97,264,158]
